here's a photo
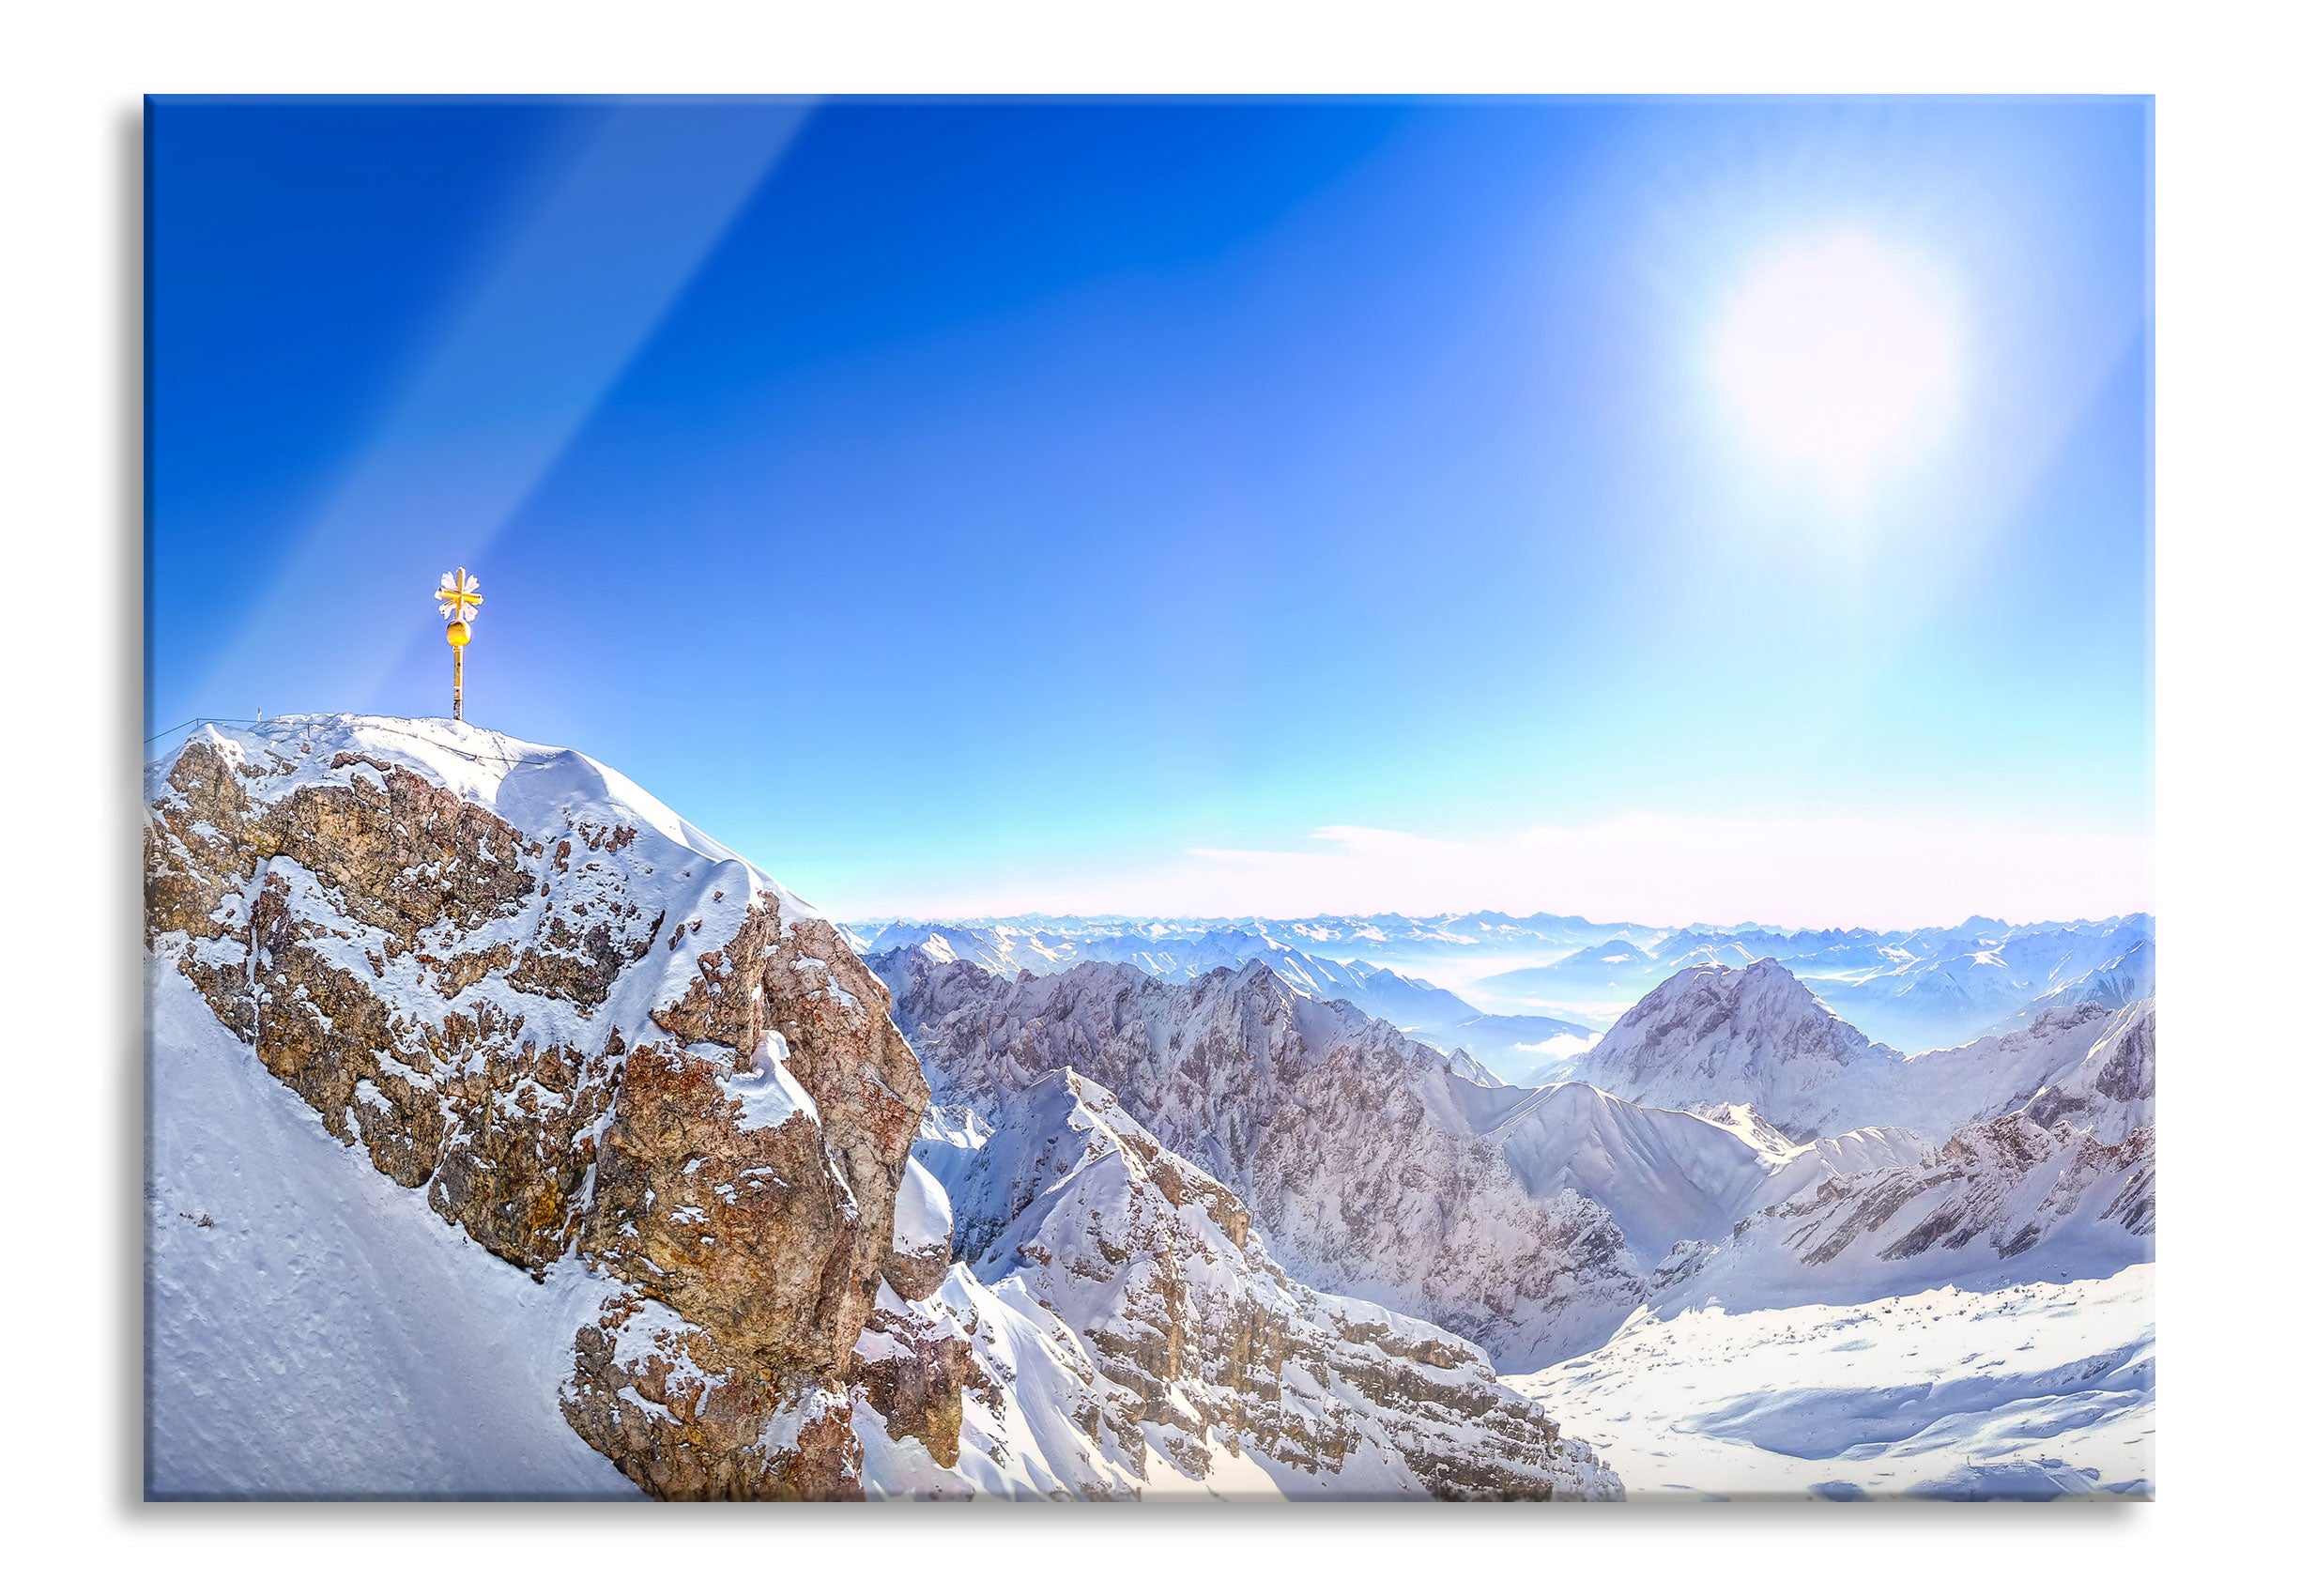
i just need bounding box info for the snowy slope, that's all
[851,1266,1153,1500]
[1511,1266,2154,1500]
[1483,1082,1926,1263]
[2011,999,2154,1144]
[1894,1000,2140,1141]
[1649,1115,2153,1314]
[147,957,638,1498]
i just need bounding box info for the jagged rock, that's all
[913,1067,1621,1498]
[144,716,930,1498]
[560,1292,865,1500]
[881,948,1655,1369]
[849,1286,991,1467]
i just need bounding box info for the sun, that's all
[1712,231,1962,501]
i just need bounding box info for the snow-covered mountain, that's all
[872,948,1949,1370]
[1983,937,2156,1037]
[1578,957,2155,1149]
[879,921,1483,1028]
[875,948,1651,1369]
[901,1070,1617,1498]
[145,716,1611,1500]
[879,918,1590,1087]
[1576,959,1909,1140]
[1481,917,2154,1051]
[1648,1002,2154,1314]
[863,911,2153,1054]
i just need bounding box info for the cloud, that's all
[855,810,2152,930]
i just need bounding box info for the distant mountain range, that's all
[854,910,2154,1058]
[861,919,1593,1086]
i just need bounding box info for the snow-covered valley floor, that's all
[1507,1266,2154,1501]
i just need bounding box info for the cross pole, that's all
[434,568,483,721]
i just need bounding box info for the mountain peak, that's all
[146,713,934,1499]
[1580,959,1903,1141]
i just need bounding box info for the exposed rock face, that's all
[878,948,1659,1370]
[912,1067,1619,1498]
[2016,1000,2154,1145]
[849,1293,985,1468]
[145,716,931,1499]
[560,1293,865,1500]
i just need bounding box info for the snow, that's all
[1510,1265,2154,1500]
[1138,1434,1291,1500]
[154,715,822,922]
[146,956,638,1498]
[724,1031,818,1131]
[1481,1081,1927,1266]
[893,1156,954,1254]
[853,1265,1144,1501]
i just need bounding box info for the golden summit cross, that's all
[434,567,483,720]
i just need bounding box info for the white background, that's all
[2,0,2290,1586]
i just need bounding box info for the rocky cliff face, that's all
[912,1067,1618,1498]
[875,948,1660,1370]
[146,716,930,1499]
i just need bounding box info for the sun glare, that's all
[1713,231,1962,501]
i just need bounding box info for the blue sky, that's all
[147,97,2150,926]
